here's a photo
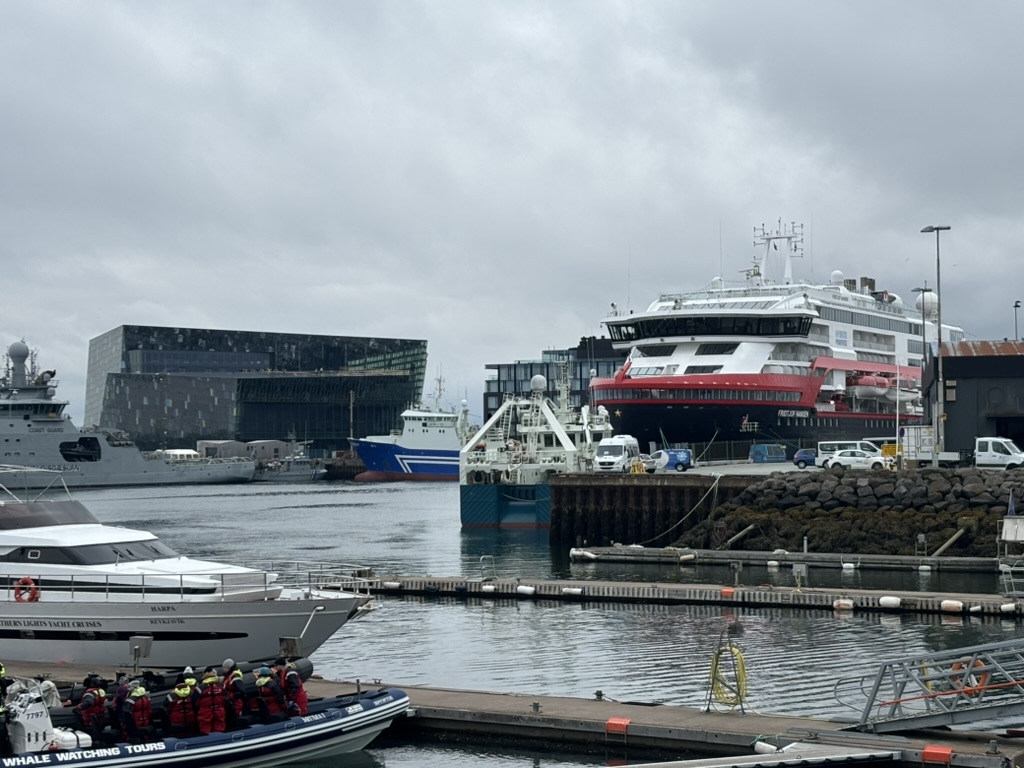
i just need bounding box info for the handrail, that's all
[1,560,375,603]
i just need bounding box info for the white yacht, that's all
[0,467,372,667]
[0,340,256,488]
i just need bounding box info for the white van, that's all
[816,440,881,468]
[595,435,641,473]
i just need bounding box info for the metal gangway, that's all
[834,638,1024,733]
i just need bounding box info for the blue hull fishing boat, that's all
[352,395,474,482]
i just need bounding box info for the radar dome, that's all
[7,340,29,364]
[888,293,903,308]
[830,270,844,286]
[915,291,939,318]
[530,374,547,392]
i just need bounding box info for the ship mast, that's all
[752,220,804,286]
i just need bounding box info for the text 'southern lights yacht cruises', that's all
[589,222,966,447]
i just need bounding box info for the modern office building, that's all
[483,336,627,420]
[85,325,427,453]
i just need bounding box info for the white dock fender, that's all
[940,599,964,613]
[481,584,497,593]
[382,581,402,589]
[832,598,855,612]
[516,585,536,596]
[1000,602,1018,614]
[878,596,901,609]
[561,587,583,596]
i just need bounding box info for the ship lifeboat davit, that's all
[849,375,890,399]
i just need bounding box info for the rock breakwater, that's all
[675,467,1024,558]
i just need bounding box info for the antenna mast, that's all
[752,220,804,285]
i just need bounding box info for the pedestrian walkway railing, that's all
[834,637,1024,733]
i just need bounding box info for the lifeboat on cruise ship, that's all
[885,386,920,403]
[848,375,890,399]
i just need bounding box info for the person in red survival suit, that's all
[165,679,199,737]
[74,675,108,739]
[252,666,287,723]
[272,657,308,715]
[196,667,226,734]
[120,683,152,743]
[221,659,248,728]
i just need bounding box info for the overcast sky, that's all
[2,2,1021,426]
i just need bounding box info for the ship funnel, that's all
[7,340,29,388]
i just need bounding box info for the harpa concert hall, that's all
[84,325,427,454]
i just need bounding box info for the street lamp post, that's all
[1015,300,1021,341]
[921,225,950,466]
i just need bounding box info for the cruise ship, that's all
[589,222,965,448]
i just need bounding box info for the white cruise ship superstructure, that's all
[590,222,965,447]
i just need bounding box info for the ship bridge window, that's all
[696,344,738,355]
[610,315,812,342]
[635,345,674,357]
[684,365,723,374]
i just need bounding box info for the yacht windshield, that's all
[0,539,179,565]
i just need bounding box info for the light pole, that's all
[912,284,933,371]
[1015,300,1021,341]
[921,225,950,465]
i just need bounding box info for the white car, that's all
[824,449,887,470]
[638,454,657,473]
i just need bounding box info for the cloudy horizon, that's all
[2,1,1021,427]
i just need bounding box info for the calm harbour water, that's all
[74,481,1018,767]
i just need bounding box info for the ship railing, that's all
[2,561,375,603]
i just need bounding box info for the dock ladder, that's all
[834,637,1024,733]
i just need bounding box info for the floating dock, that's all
[371,575,1022,618]
[569,545,1000,573]
[6,661,1020,768]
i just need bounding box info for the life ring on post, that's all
[951,658,990,695]
[14,576,40,603]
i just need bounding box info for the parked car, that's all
[824,449,886,470]
[638,454,657,473]
[650,448,695,472]
[793,448,817,469]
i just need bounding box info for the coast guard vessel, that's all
[0,341,255,488]
[590,221,966,448]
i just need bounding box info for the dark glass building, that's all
[483,336,626,420]
[85,326,427,453]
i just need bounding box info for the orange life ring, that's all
[951,658,990,695]
[14,576,40,603]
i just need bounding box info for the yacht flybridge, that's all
[0,467,373,667]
